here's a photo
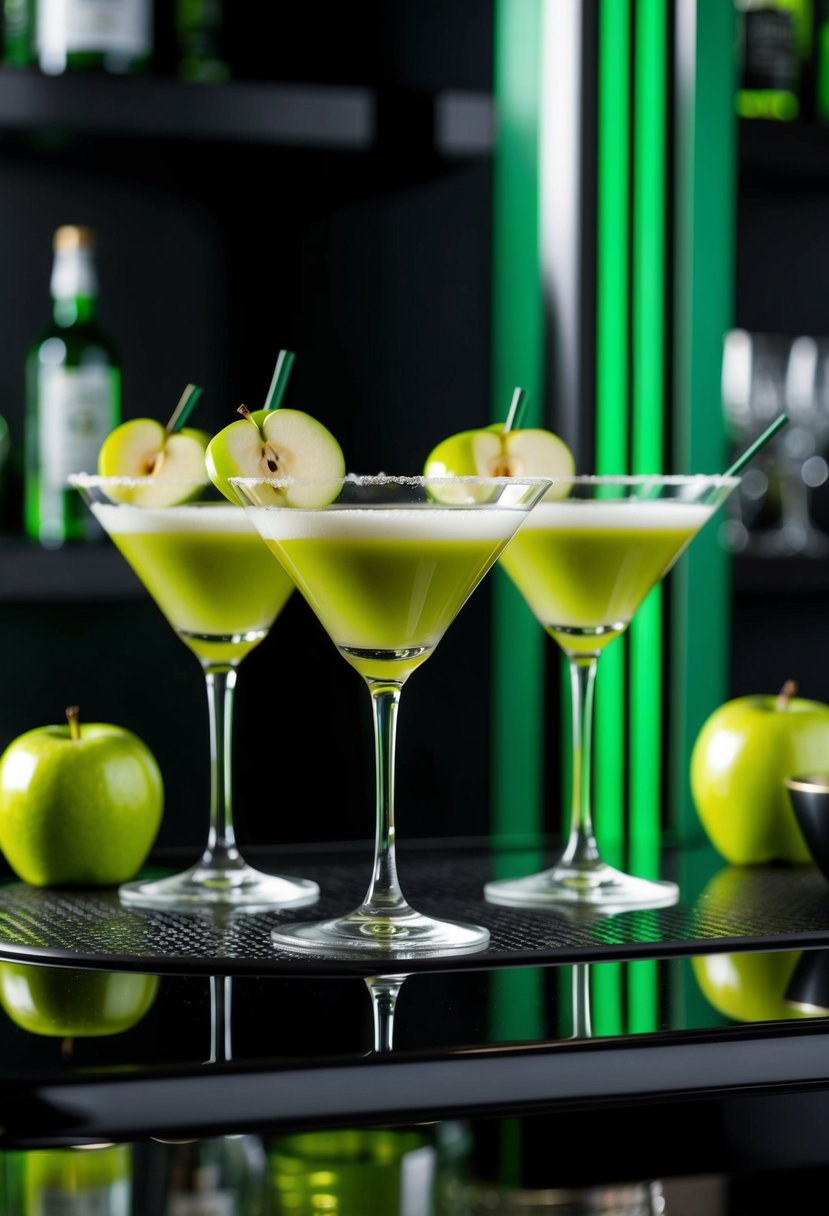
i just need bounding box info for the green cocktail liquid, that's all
[259,507,517,681]
[96,504,293,665]
[501,500,712,654]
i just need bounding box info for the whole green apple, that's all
[691,949,811,1023]
[0,708,163,886]
[0,962,159,1036]
[690,682,829,864]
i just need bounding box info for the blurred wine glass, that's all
[721,330,829,556]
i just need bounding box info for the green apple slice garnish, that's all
[207,407,346,508]
[424,422,575,502]
[98,416,210,508]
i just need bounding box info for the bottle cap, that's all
[53,225,95,252]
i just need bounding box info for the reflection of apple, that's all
[0,962,158,1036]
[206,407,345,508]
[691,950,810,1023]
[98,417,210,507]
[424,421,574,498]
[0,708,163,886]
[690,682,829,863]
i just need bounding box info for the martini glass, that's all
[70,474,320,912]
[232,474,549,958]
[484,474,738,911]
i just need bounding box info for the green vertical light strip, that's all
[490,0,545,1048]
[594,0,630,849]
[491,0,545,851]
[629,0,666,900]
[672,0,736,845]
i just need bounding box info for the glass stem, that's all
[560,655,601,867]
[362,680,408,914]
[365,975,406,1053]
[201,665,241,870]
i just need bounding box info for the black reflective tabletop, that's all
[1,840,829,975]
[1,840,829,1148]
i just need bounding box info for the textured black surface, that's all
[2,848,829,975]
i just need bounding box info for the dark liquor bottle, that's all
[736,0,811,121]
[24,226,121,546]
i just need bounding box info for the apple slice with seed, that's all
[97,384,210,507]
[207,407,346,508]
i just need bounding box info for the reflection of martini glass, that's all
[71,475,320,912]
[234,474,549,958]
[485,475,738,911]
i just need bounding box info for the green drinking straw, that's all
[724,412,789,478]
[165,383,203,435]
[503,386,528,432]
[264,349,296,412]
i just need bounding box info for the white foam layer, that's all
[519,499,715,532]
[92,503,254,535]
[250,505,522,543]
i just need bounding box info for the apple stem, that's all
[61,1036,74,1060]
[236,403,265,437]
[165,383,203,436]
[66,706,81,741]
[776,679,798,711]
[503,386,528,434]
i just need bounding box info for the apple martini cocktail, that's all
[233,474,550,958]
[71,474,320,911]
[485,475,738,911]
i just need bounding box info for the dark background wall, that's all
[0,0,497,854]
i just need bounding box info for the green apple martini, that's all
[486,475,739,911]
[233,474,550,958]
[70,475,320,911]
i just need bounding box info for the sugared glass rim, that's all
[69,473,211,489]
[229,472,740,489]
[229,473,553,489]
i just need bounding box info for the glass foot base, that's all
[120,861,320,913]
[484,860,678,912]
[271,904,490,959]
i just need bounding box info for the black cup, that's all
[785,775,829,882]
[785,948,829,1015]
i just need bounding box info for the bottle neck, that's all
[51,248,98,327]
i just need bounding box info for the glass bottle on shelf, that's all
[148,1136,268,1216]
[2,0,35,67]
[735,0,811,121]
[35,0,152,75]
[24,225,121,547]
[175,0,228,83]
[7,1144,133,1215]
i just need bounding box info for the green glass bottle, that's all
[2,0,35,67]
[17,1144,133,1214]
[24,225,121,547]
[35,0,152,75]
[175,0,229,84]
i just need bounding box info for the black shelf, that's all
[0,70,376,149]
[1,539,143,602]
[732,553,829,597]
[739,117,829,189]
[0,70,495,159]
